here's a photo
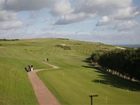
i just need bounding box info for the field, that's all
[0,38,140,105]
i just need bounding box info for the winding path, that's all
[42,62,59,69]
[28,62,60,105]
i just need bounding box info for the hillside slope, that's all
[0,38,140,105]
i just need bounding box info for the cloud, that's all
[115,20,138,31]
[0,20,23,30]
[54,0,139,25]
[2,0,137,23]
[113,7,139,20]
[2,0,72,13]
[0,0,140,32]
[0,10,17,21]
[0,0,24,30]
[94,0,139,31]
[96,16,111,26]
[0,0,5,9]
[0,10,23,30]
[55,12,92,25]
[73,0,134,16]
[3,0,49,11]
[1,0,139,25]
[50,0,73,16]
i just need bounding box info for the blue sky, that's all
[0,0,140,44]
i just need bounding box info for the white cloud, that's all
[2,0,136,23]
[115,20,138,31]
[0,10,23,30]
[0,10,17,21]
[96,16,111,26]
[50,0,73,16]
[1,0,139,25]
[0,0,139,31]
[54,0,139,25]
[113,7,139,20]
[55,12,93,25]
[73,0,133,15]
[0,20,23,30]
[0,0,5,9]
[94,0,139,31]
[0,0,24,30]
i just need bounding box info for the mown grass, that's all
[0,38,140,105]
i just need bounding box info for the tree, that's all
[90,48,140,80]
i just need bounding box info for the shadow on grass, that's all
[82,60,140,91]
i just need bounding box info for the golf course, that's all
[0,38,140,105]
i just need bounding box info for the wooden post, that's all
[89,94,98,105]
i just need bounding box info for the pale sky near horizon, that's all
[0,0,140,44]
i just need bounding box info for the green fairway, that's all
[0,38,140,105]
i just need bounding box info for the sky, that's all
[0,0,140,44]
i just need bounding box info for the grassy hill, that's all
[0,38,140,105]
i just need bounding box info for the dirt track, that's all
[28,62,60,105]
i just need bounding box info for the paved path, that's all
[28,62,60,105]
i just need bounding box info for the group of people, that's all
[25,58,49,72]
[25,65,34,72]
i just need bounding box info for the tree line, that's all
[0,39,19,41]
[90,48,140,81]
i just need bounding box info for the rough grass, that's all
[0,38,140,105]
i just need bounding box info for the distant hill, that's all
[116,44,140,48]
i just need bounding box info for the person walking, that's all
[28,65,31,72]
[30,65,34,71]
